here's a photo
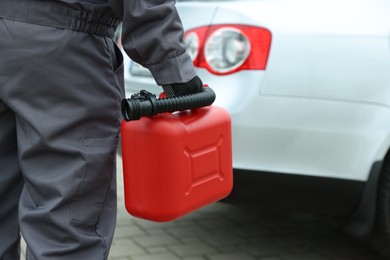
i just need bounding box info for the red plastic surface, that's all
[120,106,233,222]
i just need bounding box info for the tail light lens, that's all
[184,25,272,75]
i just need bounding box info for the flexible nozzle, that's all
[121,87,216,121]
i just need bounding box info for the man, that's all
[0,0,202,259]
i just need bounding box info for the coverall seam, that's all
[0,16,114,37]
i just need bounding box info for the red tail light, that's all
[184,24,272,75]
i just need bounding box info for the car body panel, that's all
[123,0,390,182]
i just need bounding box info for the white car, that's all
[119,0,390,256]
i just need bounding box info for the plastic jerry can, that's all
[120,106,233,222]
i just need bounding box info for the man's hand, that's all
[162,75,203,97]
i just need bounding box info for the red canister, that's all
[120,106,233,222]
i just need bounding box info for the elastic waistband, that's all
[0,0,121,37]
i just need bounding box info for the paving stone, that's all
[258,257,284,260]
[208,252,257,260]
[217,246,241,253]
[277,251,329,260]
[196,218,235,230]
[182,257,207,260]
[109,239,146,258]
[146,246,171,254]
[200,231,246,248]
[180,237,203,244]
[134,234,180,248]
[21,155,382,260]
[272,234,312,249]
[239,242,288,258]
[130,253,181,260]
[169,242,217,257]
[114,225,147,239]
[167,226,210,239]
[132,219,177,231]
[231,225,274,238]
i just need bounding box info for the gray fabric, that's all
[0,16,124,259]
[108,0,196,85]
[0,0,196,85]
[0,103,23,259]
[0,0,120,37]
[0,0,196,258]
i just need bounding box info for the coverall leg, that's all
[0,14,124,260]
[0,103,23,259]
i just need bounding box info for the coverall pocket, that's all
[70,137,117,222]
[104,36,123,73]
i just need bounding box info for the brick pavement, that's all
[108,156,381,260]
[20,155,382,259]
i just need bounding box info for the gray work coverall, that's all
[0,0,195,259]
